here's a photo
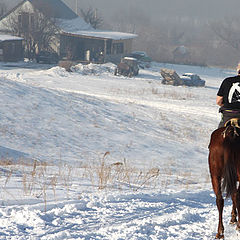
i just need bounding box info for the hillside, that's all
[0,61,238,239]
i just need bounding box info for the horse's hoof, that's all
[230,220,237,225]
[236,225,240,231]
[215,233,224,239]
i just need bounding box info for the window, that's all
[10,42,16,55]
[18,12,34,31]
[112,42,124,54]
[21,12,29,29]
[106,40,112,54]
[0,48,3,61]
[30,14,34,29]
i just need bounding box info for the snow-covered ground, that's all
[0,60,239,239]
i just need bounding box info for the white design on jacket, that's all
[228,82,240,103]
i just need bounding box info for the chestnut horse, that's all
[208,118,240,239]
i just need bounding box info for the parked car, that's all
[125,51,152,68]
[114,57,139,77]
[36,51,59,64]
[180,73,205,87]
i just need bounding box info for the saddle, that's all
[224,118,240,128]
[223,118,240,138]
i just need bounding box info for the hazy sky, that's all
[64,0,240,22]
[5,0,240,23]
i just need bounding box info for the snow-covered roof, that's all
[57,17,137,40]
[0,34,23,42]
[68,30,137,40]
[63,29,137,40]
[29,0,78,19]
[123,57,137,61]
[56,17,93,32]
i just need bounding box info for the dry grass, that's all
[152,88,195,100]
[0,154,210,211]
[83,152,161,191]
[97,152,111,189]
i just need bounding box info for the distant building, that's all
[172,45,190,63]
[0,0,137,63]
[0,34,23,62]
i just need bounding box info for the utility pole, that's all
[94,8,97,20]
[75,0,78,15]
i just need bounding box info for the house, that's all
[0,0,137,63]
[172,45,190,63]
[0,34,23,62]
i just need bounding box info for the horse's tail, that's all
[222,125,239,198]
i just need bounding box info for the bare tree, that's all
[0,2,6,18]
[80,7,103,29]
[3,8,58,59]
[210,17,240,52]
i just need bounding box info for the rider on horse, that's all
[217,64,240,128]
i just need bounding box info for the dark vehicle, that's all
[180,73,205,87]
[114,57,139,77]
[126,51,152,68]
[36,51,59,64]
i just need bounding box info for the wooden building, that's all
[0,35,23,62]
[0,0,137,63]
[59,30,136,63]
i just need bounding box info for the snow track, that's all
[0,190,239,239]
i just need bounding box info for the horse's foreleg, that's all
[230,192,237,224]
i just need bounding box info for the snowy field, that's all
[0,60,239,239]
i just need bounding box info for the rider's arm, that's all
[216,95,223,106]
